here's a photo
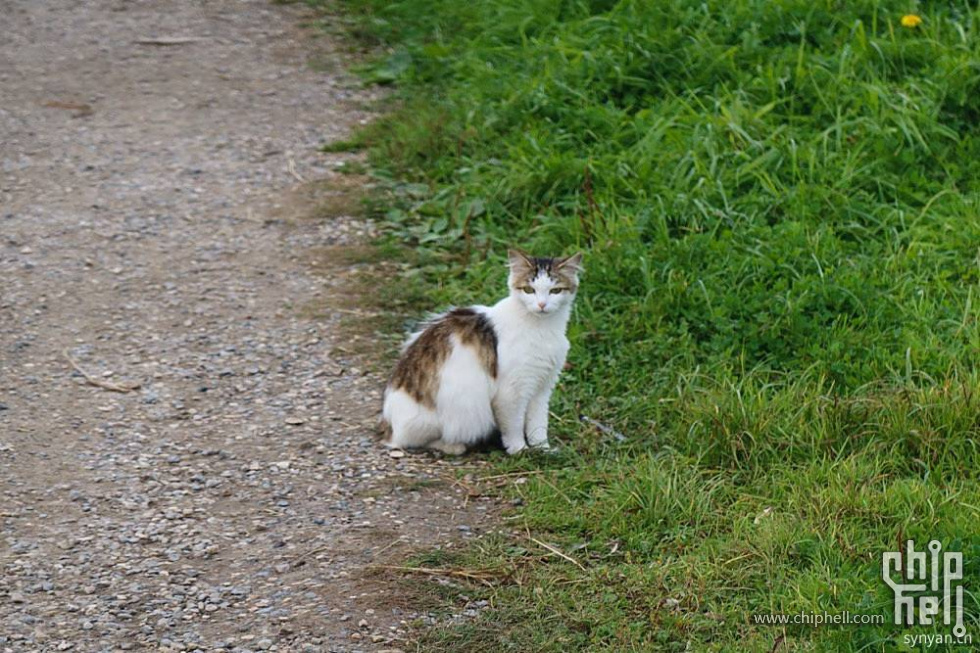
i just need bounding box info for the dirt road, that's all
[0,2,496,651]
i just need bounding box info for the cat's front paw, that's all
[526,427,549,449]
[505,442,527,455]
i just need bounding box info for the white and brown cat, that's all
[382,249,583,455]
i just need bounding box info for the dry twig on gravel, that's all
[135,37,206,46]
[368,564,501,587]
[63,350,141,393]
[287,158,305,183]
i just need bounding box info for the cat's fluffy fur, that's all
[382,250,583,455]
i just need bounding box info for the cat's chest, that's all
[497,330,568,375]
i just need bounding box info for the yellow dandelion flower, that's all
[901,14,922,28]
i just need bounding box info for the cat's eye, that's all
[522,286,534,294]
[550,288,564,295]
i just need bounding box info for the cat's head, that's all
[507,249,583,316]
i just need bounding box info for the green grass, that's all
[325,0,980,650]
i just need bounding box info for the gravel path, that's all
[0,2,498,651]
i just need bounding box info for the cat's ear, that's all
[507,249,533,272]
[556,252,584,274]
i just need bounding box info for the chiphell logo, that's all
[882,539,966,640]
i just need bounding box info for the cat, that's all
[382,249,583,455]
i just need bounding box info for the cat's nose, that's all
[537,301,546,310]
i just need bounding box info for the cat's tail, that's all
[376,412,393,443]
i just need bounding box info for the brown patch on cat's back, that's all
[451,308,499,380]
[388,308,498,408]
